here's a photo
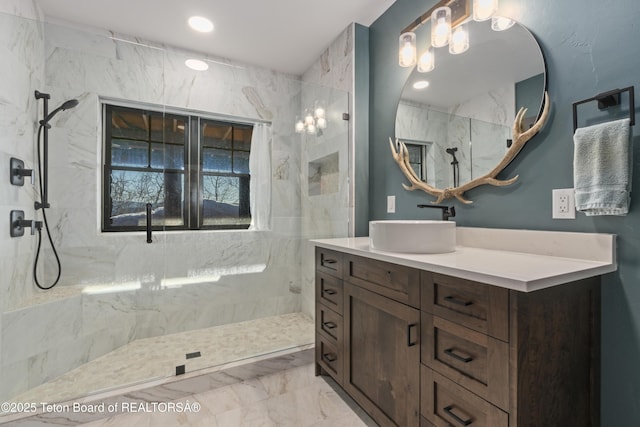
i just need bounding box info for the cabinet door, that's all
[344,282,420,427]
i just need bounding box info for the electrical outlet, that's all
[387,195,396,213]
[552,188,576,219]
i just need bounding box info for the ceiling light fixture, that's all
[413,80,430,89]
[188,16,214,33]
[185,59,209,71]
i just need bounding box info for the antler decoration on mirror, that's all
[390,91,550,204]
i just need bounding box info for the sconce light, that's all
[473,0,498,21]
[449,24,469,54]
[431,7,451,48]
[398,32,417,67]
[397,0,508,73]
[295,102,327,135]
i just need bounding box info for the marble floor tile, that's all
[9,313,314,405]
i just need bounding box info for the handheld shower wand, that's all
[33,90,79,289]
[34,91,79,210]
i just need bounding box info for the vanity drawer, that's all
[421,314,509,411]
[421,366,508,427]
[316,247,343,279]
[316,333,343,385]
[316,272,343,314]
[421,272,509,341]
[345,254,420,308]
[316,303,343,343]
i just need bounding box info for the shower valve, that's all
[10,210,42,237]
[10,158,34,186]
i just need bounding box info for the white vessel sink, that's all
[369,220,456,254]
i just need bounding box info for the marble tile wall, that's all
[0,12,347,402]
[0,2,45,404]
[395,84,513,190]
[299,25,353,318]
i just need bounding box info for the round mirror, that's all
[394,19,546,191]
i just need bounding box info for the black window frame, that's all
[102,103,253,232]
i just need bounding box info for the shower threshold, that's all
[8,312,314,406]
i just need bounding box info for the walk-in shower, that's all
[0,10,350,411]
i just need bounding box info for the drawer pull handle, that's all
[444,405,473,426]
[444,348,474,363]
[323,259,337,265]
[323,321,337,329]
[407,323,418,347]
[322,352,337,363]
[323,288,337,295]
[444,295,473,306]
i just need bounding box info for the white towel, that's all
[573,118,631,216]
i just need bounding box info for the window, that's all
[405,142,428,181]
[103,104,253,231]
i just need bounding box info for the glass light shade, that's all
[398,32,417,67]
[473,0,498,21]
[417,48,435,73]
[431,7,451,48]
[314,105,325,119]
[306,123,316,134]
[449,25,469,54]
[304,111,314,126]
[491,15,515,31]
[295,118,305,133]
[316,117,327,129]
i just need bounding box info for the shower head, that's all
[42,99,79,124]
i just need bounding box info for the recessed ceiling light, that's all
[188,16,214,33]
[185,59,209,71]
[413,80,430,89]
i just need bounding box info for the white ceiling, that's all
[35,0,397,75]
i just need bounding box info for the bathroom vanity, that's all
[313,227,616,427]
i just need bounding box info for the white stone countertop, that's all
[310,227,617,292]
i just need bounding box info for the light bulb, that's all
[316,117,327,129]
[431,7,451,48]
[314,106,325,119]
[295,119,305,133]
[398,32,417,67]
[306,123,316,134]
[449,25,469,54]
[304,112,314,126]
[417,48,435,73]
[491,15,515,31]
[473,0,498,21]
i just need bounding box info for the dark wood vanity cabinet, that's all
[315,248,601,427]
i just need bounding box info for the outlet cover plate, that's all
[552,188,576,219]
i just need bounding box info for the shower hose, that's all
[33,123,62,290]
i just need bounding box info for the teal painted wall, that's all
[369,0,640,425]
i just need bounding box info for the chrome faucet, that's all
[417,204,456,221]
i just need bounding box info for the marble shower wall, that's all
[395,85,513,189]
[0,13,346,401]
[299,25,353,317]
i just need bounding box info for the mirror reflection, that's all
[395,18,546,189]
